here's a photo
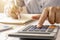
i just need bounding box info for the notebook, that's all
[0,14,39,25]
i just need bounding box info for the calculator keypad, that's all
[18,25,56,34]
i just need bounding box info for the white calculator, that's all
[8,25,59,40]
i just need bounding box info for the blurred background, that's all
[0,0,5,13]
[0,0,16,13]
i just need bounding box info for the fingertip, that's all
[37,24,42,28]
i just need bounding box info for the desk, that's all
[0,20,59,40]
[0,20,38,40]
[0,14,59,40]
[6,30,60,40]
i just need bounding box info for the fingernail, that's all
[37,24,42,28]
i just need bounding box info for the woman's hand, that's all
[8,5,22,19]
[37,7,60,28]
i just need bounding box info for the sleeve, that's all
[44,0,60,8]
[24,0,42,14]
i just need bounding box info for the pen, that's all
[18,13,21,20]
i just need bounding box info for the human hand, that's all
[37,7,60,28]
[32,14,40,20]
[8,5,22,19]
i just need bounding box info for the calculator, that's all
[8,25,59,40]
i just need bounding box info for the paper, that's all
[0,14,38,24]
[0,25,12,32]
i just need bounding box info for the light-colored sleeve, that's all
[44,0,60,8]
[24,0,42,14]
[24,0,60,14]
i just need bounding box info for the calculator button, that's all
[48,28,54,32]
[34,29,40,31]
[47,25,56,32]
[40,26,48,32]
[40,29,46,32]
[49,25,56,29]
[28,27,35,31]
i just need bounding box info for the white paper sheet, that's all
[0,14,38,24]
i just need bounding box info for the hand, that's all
[37,7,60,28]
[8,5,22,19]
[32,14,40,20]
